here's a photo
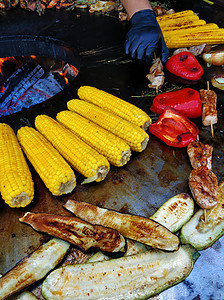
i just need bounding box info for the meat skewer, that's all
[200,83,218,137]
[187,140,213,170]
[187,140,218,221]
[146,57,165,94]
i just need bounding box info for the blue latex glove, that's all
[125,9,169,64]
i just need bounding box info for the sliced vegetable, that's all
[148,108,199,148]
[180,181,224,250]
[197,180,224,233]
[87,239,149,263]
[19,212,125,253]
[150,88,202,118]
[11,291,38,300]
[211,74,224,91]
[150,193,195,232]
[180,210,224,251]
[42,246,198,300]
[0,238,70,300]
[166,51,204,81]
[64,199,180,251]
[202,45,224,66]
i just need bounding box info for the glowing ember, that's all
[0,56,78,117]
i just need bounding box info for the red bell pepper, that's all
[166,51,204,81]
[150,88,202,118]
[149,107,199,148]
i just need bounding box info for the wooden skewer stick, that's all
[210,120,214,138]
[156,86,159,95]
[206,80,215,138]
[154,52,157,60]
[207,80,210,90]
[204,209,207,223]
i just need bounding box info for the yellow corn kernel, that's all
[0,123,34,208]
[17,126,76,196]
[67,99,149,152]
[56,110,131,167]
[77,86,151,130]
[159,19,206,31]
[156,10,195,21]
[35,115,110,183]
[158,14,200,27]
[163,23,219,37]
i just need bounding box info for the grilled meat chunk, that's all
[199,89,217,105]
[19,212,126,253]
[146,58,165,90]
[199,89,218,126]
[187,140,213,170]
[202,103,218,126]
[188,166,218,209]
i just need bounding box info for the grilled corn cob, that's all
[35,115,110,183]
[160,19,206,32]
[77,86,151,130]
[17,126,76,196]
[158,14,200,27]
[0,123,34,208]
[56,110,131,167]
[163,23,219,37]
[67,99,149,152]
[157,10,195,21]
[160,19,206,31]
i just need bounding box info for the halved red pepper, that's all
[166,51,204,81]
[150,88,202,118]
[149,107,199,148]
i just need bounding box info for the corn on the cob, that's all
[158,14,200,27]
[35,115,110,183]
[17,126,76,196]
[160,19,206,31]
[77,86,151,130]
[56,110,131,167]
[163,23,219,37]
[156,10,195,21]
[0,123,34,208]
[161,21,207,32]
[67,100,149,152]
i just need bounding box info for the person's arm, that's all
[121,0,169,64]
[120,0,152,18]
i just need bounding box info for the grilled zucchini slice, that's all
[180,209,224,250]
[180,181,224,250]
[150,193,194,232]
[42,246,198,300]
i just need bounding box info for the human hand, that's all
[124,9,169,64]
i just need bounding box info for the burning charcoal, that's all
[0,59,45,116]
[20,72,68,108]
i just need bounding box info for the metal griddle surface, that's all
[0,1,224,299]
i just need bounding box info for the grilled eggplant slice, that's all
[41,245,198,300]
[19,212,126,253]
[64,200,180,251]
[0,238,70,300]
[150,193,194,232]
[180,181,224,250]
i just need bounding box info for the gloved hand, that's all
[124,9,169,64]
